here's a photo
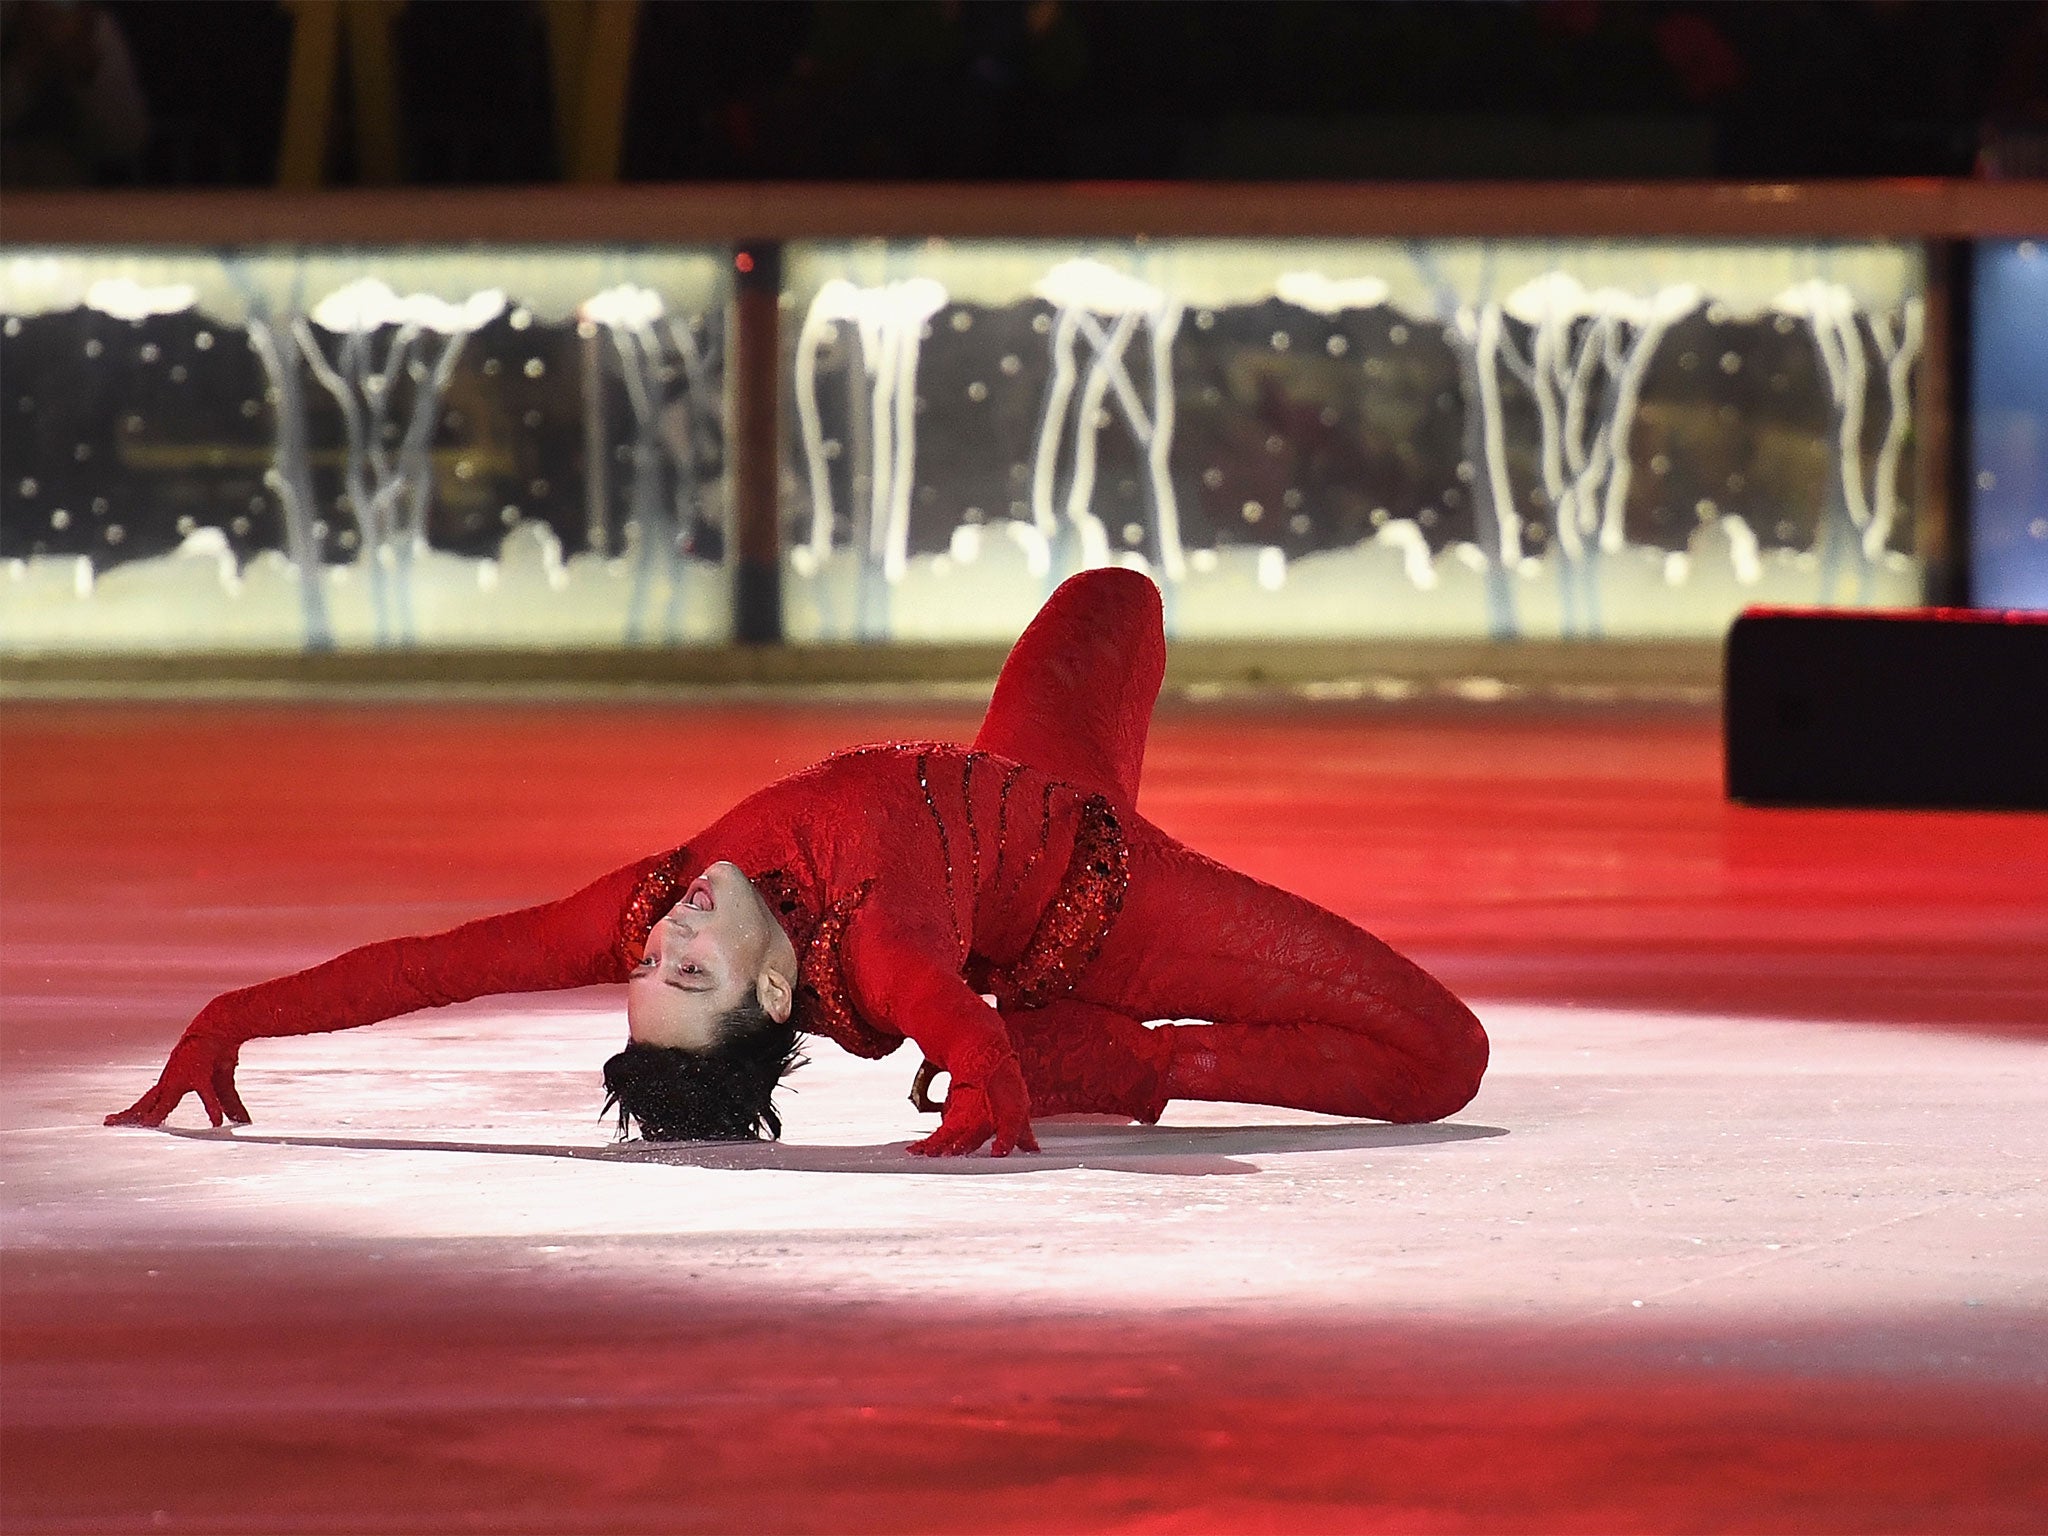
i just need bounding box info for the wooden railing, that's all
[6,178,2046,244]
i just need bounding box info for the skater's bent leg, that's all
[1158,1017,1482,1123]
[1075,833,1487,1123]
[1003,998,1172,1123]
[973,568,1164,813]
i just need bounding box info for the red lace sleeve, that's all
[107,847,692,1127]
[194,847,691,1040]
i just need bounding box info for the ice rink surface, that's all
[4,696,2045,1532]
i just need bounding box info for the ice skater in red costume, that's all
[108,570,1488,1157]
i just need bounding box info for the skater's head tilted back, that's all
[604,862,804,1140]
[626,862,797,1048]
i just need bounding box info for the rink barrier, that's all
[0,636,1722,703]
[9,181,2047,245]
[7,180,2044,669]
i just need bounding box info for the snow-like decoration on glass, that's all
[576,282,726,644]
[781,238,1925,641]
[1026,260,1185,584]
[297,278,508,643]
[791,276,949,636]
[1770,279,1925,594]
[83,277,199,322]
[0,239,1933,652]
[0,247,729,653]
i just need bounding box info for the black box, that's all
[1725,608,2048,810]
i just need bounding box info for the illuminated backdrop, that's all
[781,238,1925,642]
[0,237,1943,651]
[1,248,730,651]
[1971,240,2048,611]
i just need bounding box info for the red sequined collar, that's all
[616,849,693,966]
[614,795,1129,1059]
[753,866,905,1059]
[616,855,902,1061]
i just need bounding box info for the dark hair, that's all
[601,993,806,1142]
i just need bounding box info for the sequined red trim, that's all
[753,867,809,934]
[616,764,1128,1056]
[980,794,1127,1010]
[616,846,695,967]
[794,879,903,1059]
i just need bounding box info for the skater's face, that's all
[626,862,796,1051]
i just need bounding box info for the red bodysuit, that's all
[108,570,1489,1155]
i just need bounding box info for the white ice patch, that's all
[20,1003,2047,1322]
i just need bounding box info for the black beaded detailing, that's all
[753,865,896,1058]
[794,879,901,1059]
[982,794,1128,1010]
[1008,778,1058,896]
[961,753,982,913]
[991,760,1025,891]
[617,846,695,965]
[752,867,810,937]
[915,751,964,957]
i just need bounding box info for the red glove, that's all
[104,850,680,1129]
[106,1018,250,1128]
[844,909,1039,1157]
[907,1037,1040,1158]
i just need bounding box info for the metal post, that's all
[1918,240,1974,609]
[731,241,784,645]
[1945,240,1976,609]
[343,1,405,185]
[581,329,609,557]
[277,0,341,189]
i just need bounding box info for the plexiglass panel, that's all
[1970,240,2048,611]
[1,248,730,651]
[782,239,1926,640]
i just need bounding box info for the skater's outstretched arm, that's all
[106,848,688,1128]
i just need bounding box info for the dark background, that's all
[6,0,2047,189]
